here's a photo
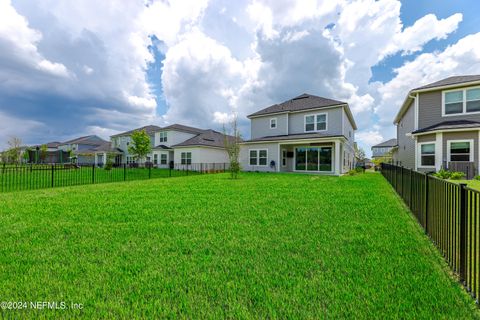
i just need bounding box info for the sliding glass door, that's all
[295,147,333,172]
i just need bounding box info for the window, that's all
[295,147,332,172]
[146,156,151,162]
[270,118,277,129]
[249,149,267,166]
[449,140,472,162]
[127,156,136,164]
[420,143,435,167]
[161,153,167,165]
[467,88,480,112]
[305,113,327,132]
[181,152,191,165]
[159,131,167,143]
[305,115,315,131]
[153,154,158,164]
[443,87,480,115]
[282,150,287,167]
[316,114,326,130]
[444,90,463,114]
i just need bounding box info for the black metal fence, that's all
[0,163,230,193]
[381,163,479,302]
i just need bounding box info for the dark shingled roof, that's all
[76,142,123,154]
[153,144,172,150]
[413,75,480,91]
[372,138,397,148]
[46,141,61,148]
[248,93,346,117]
[243,132,344,143]
[173,130,241,148]
[61,135,107,146]
[161,124,206,135]
[111,125,162,138]
[412,120,480,134]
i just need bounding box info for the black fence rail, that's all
[0,163,230,193]
[381,163,479,302]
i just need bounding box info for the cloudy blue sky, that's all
[1,0,479,156]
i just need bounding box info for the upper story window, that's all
[443,87,480,115]
[305,113,327,132]
[270,118,277,129]
[159,131,167,143]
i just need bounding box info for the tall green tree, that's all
[40,144,48,163]
[128,129,151,165]
[6,136,22,165]
[223,114,242,179]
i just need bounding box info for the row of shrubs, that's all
[432,169,466,180]
[347,167,366,176]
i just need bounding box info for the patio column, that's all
[94,153,98,166]
[334,140,341,175]
[103,152,107,166]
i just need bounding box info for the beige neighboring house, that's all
[110,124,236,168]
[393,75,480,178]
[239,93,357,175]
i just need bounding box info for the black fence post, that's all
[148,165,151,179]
[424,173,429,234]
[92,164,95,184]
[459,183,468,283]
[169,167,172,177]
[51,165,54,188]
[186,165,189,176]
[408,169,413,210]
[400,166,404,197]
[224,163,226,173]
[124,163,126,181]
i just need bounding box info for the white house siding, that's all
[152,150,172,168]
[250,113,288,139]
[173,147,229,164]
[288,107,343,136]
[240,143,279,172]
[154,130,196,147]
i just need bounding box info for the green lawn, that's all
[0,172,478,318]
[0,166,198,192]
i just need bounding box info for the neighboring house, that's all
[58,135,109,164]
[393,75,480,178]
[45,141,61,151]
[111,124,235,167]
[371,139,397,159]
[239,93,357,175]
[111,125,160,165]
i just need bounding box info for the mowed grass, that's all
[0,166,197,192]
[0,172,478,319]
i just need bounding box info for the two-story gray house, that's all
[393,75,480,177]
[240,94,357,175]
[371,139,397,159]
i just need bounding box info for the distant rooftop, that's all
[372,138,397,148]
[173,130,240,148]
[60,135,107,146]
[111,125,162,138]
